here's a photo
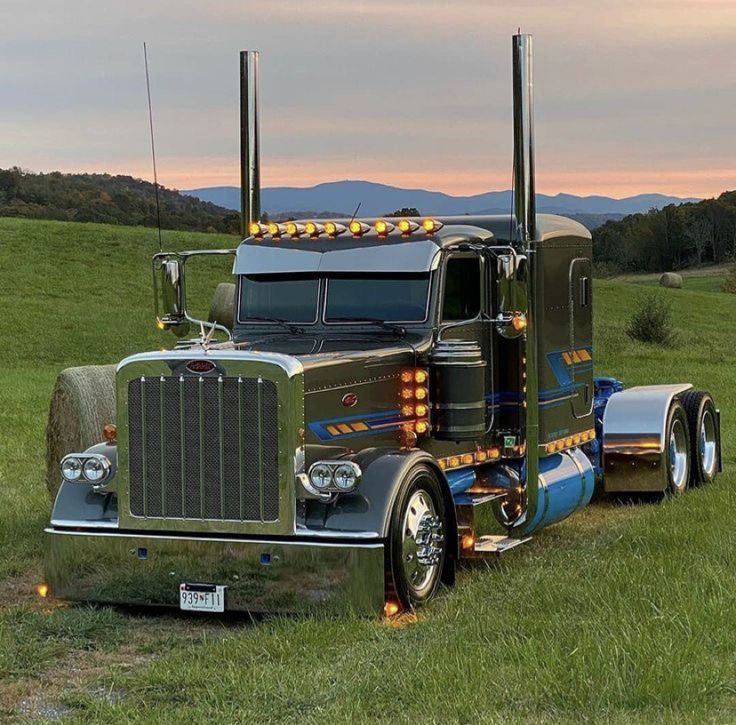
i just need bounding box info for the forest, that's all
[592,191,736,274]
[0,167,241,234]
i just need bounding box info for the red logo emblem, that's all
[342,392,359,408]
[186,360,216,374]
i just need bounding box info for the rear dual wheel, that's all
[681,390,719,486]
[666,391,720,495]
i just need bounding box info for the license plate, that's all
[179,583,226,612]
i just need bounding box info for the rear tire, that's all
[665,400,691,495]
[387,464,447,610]
[680,390,719,486]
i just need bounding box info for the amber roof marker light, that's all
[374,220,395,237]
[349,220,370,237]
[324,221,347,237]
[398,219,419,236]
[422,219,443,234]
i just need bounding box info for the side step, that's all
[473,534,531,555]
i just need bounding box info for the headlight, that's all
[83,456,111,483]
[306,461,362,494]
[334,464,358,491]
[61,456,82,481]
[309,464,333,490]
[60,453,112,486]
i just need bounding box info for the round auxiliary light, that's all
[61,455,82,482]
[415,421,429,435]
[309,463,333,490]
[414,369,428,384]
[83,456,110,483]
[374,220,394,236]
[415,403,428,418]
[414,387,428,401]
[422,218,443,234]
[349,220,370,237]
[333,464,358,491]
[398,219,419,235]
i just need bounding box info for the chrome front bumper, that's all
[44,528,385,615]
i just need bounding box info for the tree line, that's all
[0,168,241,234]
[592,191,736,274]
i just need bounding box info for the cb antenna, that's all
[143,42,163,252]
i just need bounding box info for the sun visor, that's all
[233,241,440,275]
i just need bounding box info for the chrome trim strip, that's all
[118,350,304,380]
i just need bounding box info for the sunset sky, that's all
[1,0,734,198]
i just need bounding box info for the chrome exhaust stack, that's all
[512,33,536,245]
[240,50,261,236]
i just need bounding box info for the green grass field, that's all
[1,217,736,724]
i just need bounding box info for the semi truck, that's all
[44,35,722,616]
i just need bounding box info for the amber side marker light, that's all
[35,583,49,599]
[384,600,400,618]
[461,534,475,551]
[512,314,527,332]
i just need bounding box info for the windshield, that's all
[325,274,430,322]
[238,273,430,324]
[239,274,320,323]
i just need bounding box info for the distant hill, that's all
[0,168,240,234]
[184,180,698,219]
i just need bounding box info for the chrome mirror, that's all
[152,254,191,337]
[495,253,528,339]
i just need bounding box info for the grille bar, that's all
[128,374,280,523]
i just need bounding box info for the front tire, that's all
[388,464,447,610]
[681,390,719,486]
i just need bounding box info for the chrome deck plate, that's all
[474,534,531,554]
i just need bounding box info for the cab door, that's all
[569,258,593,419]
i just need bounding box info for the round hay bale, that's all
[209,282,236,329]
[45,364,116,499]
[660,272,683,289]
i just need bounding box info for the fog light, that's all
[61,455,82,482]
[309,464,333,490]
[83,455,111,483]
[334,464,359,491]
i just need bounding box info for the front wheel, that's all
[388,465,447,610]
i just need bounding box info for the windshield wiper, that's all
[244,316,305,334]
[330,317,407,336]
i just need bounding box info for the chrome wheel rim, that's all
[700,409,717,479]
[401,490,444,598]
[669,418,689,491]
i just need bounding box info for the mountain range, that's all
[184,180,699,220]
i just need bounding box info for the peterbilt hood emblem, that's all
[342,392,359,407]
[186,360,216,374]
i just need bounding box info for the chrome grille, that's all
[128,375,279,522]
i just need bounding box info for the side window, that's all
[442,256,481,321]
